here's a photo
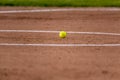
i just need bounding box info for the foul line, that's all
[0,30,120,36]
[0,8,120,13]
[0,43,120,47]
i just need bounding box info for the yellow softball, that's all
[59,31,67,38]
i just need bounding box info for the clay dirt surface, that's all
[0,7,120,80]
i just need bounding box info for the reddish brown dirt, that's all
[0,7,120,80]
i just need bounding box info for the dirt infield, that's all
[0,7,120,80]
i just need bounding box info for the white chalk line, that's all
[0,30,120,36]
[0,43,120,47]
[0,8,120,13]
[0,30,119,47]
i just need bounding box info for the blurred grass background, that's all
[0,0,120,7]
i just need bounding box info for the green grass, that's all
[0,0,120,7]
